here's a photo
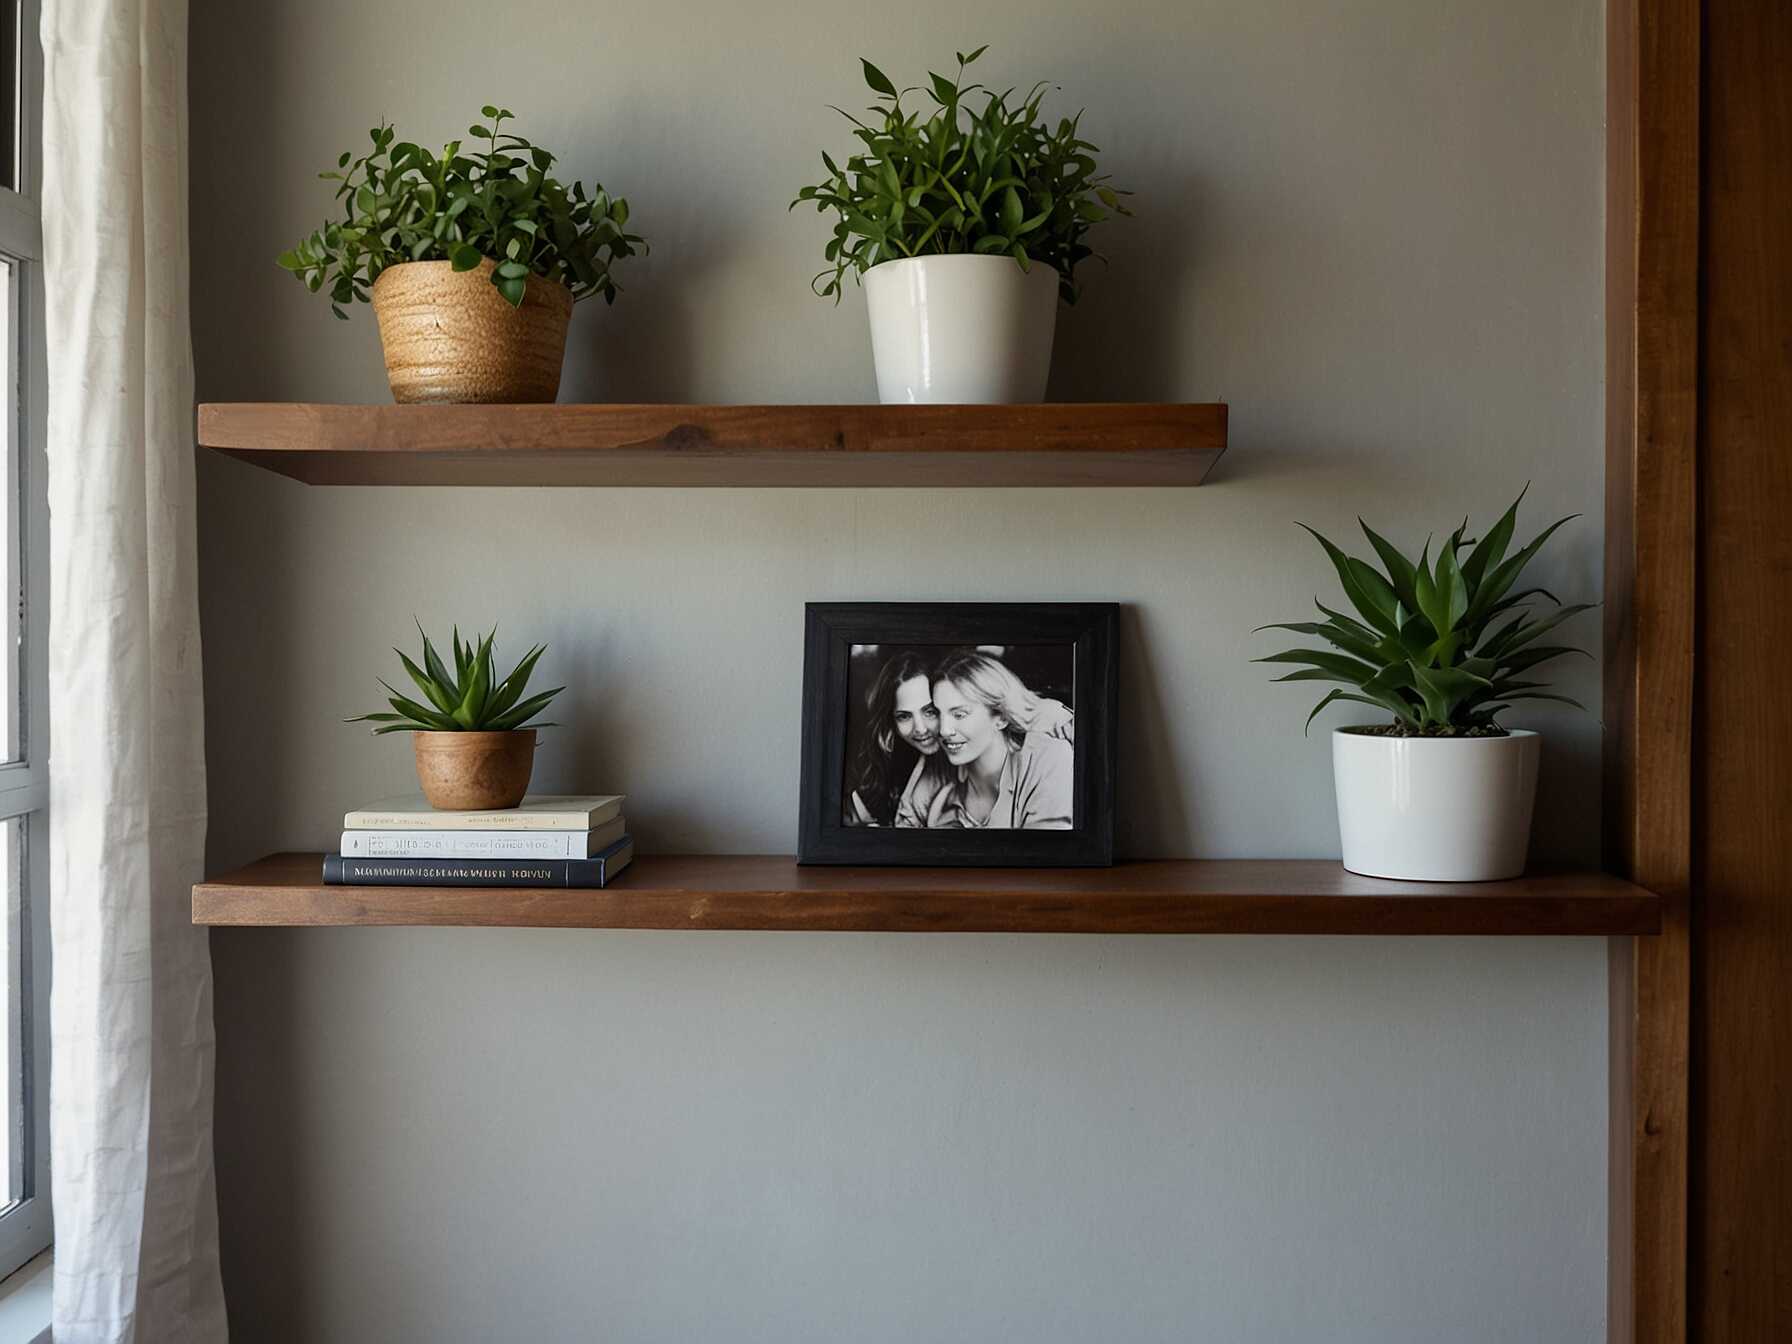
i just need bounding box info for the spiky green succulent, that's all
[1257,489,1593,734]
[350,622,562,734]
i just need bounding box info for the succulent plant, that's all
[791,46,1131,304]
[350,623,562,734]
[1257,490,1593,735]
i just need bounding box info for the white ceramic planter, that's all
[862,254,1059,403]
[1332,728,1541,881]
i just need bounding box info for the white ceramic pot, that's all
[1332,728,1541,881]
[862,254,1059,404]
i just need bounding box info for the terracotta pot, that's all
[370,258,572,404]
[412,730,537,811]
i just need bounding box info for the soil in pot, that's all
[1340,722,1511,738]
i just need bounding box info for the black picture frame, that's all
[798,602,1117,866]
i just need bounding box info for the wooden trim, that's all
[192,854,1663,936]
[1690,1,1792,1333]
[1604,2,1700,1341]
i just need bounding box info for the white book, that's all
[340,815,628,859]
[343,793,625,832]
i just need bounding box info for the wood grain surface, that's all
[1693,0,1792,1336]
[193,853,1661,936]
[1604,2,1701,1340]
[195,402,1228,487]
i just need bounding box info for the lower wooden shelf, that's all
[192,853,1660,936]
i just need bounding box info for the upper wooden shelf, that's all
[196,402,1228,487]
[193,853,1659,936]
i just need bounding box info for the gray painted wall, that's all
[190,1,1609,1338]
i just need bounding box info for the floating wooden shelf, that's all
[193,853,1659,936]
[196,402,1228,487]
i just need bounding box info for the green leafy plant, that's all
[278,106,645,317]
[350,623,563,734]
[1256,490,1593,735]
[790,46,1132,304]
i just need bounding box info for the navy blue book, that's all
[322,836,634,888]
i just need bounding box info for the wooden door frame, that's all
[1604,1,1698,1341]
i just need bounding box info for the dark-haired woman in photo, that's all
[924,649,1075,830]
[845,650,951,826]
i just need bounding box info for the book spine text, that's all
[322,847,630,888]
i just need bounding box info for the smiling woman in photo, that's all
[924,649,1075,830]
[846,649,950,826]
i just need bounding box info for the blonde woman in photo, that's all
[923,649,1075,830]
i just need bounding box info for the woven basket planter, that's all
[370,258,573,404]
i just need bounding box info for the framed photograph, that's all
[799,603,1117,866]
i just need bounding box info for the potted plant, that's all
[278,107,645,404]
[792,47,1131,404]
[1256,491,1593,881]
[350,623,564,811]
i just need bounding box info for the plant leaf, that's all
[451,631,494,728]
[377,681,458,731]
[1406,661,1491,726]
[1255,648,1383,685]
[395,649,455,714]
[1483,603,1597,656]
[861,58,898,98]
[417,620,459,702]
[487,687,565,731]
[1411,539,1447,645]
[1304,688,1411,734]
[1464,514,1580,626]
[1434,540,1470,632]
[1255,619,1383,664]
[486,644,547,718]
[1358,520,1420,612]
[1495,644,1591,675]
[1460,486,1528,591]
[1297,524,1403,639]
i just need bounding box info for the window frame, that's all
[0,0,52,1280]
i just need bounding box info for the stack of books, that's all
[322,794,633,888]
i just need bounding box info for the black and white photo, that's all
[800,604,1117,865]
[844,643,1076,830]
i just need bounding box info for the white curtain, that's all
[41,0,228,1339]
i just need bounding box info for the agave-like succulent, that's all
[1257,490,1593,734]
[350,623,563,734]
